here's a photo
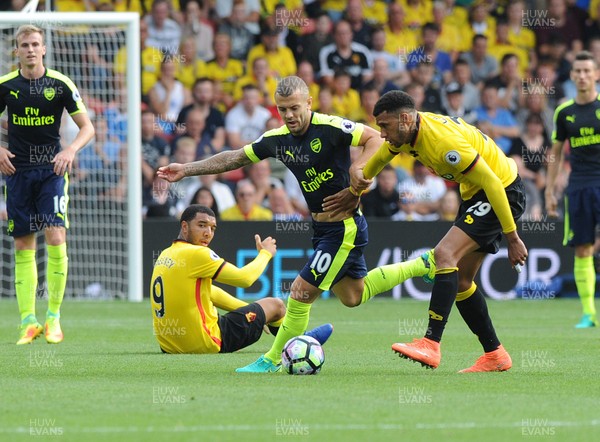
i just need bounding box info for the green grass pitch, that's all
[0,298,598,442]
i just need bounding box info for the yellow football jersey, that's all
[365,112,519,232]
[151,241,273,354]
[385,112,517,201]
[151,241,226,354]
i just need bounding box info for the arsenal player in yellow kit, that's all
[327,91,528,372]
[150,205,284,354]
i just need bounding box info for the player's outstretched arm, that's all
[157,149,253,182]
[214,235,276,288]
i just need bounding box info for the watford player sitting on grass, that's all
[150,204,333,354]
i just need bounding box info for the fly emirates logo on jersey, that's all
[570,126,600,148]
[301,166,334,192]
[12,106,54,126]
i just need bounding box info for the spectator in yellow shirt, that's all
[400,0,434,34]
[355,85,380,130]
[114,19,162,97]
[506,0,536,55]
[432,0,467,58]
[221,181,273,221]
[384,3,419,57]
[488,20,530,78]
[246,26,297,79]
[204,33,244,110]
[331,70,362,121]
[233,57,277,107]
[296,61,320,104]
[176,36,207,91]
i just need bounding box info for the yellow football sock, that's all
[574,256,596,316]
[264,297,311,364]
[46,243,68,317]
[360,257,426,304]
[15,249,37,324]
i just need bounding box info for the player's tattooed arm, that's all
[184,149,253,176]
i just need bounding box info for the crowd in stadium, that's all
[7,0,598,222]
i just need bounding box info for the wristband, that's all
[348,186,363,197]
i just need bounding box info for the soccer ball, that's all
[281,335,325,375]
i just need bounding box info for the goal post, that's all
[0,12,143,302]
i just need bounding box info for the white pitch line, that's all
[3,419,600,434]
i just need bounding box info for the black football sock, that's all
[425,269,458,342]
[456,283,500,353]
[268,325,279,336]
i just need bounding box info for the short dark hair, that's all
[241,84,260,93]
[472,34,487,44]
[574,50,596,65]
[373,91,416,117]
[482,79,498,91]
[500,53,518,65]
[333,68,351,79]
[422,22,440,34]
[193,77,213,89]
[360,84,379,95]
[454,57,469,68]
[180,205,215,224]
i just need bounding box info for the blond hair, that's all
[15,24,44,46]
[175,136,196,152]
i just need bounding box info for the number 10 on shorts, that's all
[310,250,332,279]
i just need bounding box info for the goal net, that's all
[0,12,142,301]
